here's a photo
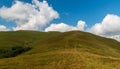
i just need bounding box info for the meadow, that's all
[0,31,120,69]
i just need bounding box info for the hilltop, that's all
[0,31,120,69]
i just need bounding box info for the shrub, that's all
[0,46,31,58]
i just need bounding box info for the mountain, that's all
[0,31,120,69]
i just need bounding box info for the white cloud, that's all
[89,14,120,36]
[0,0,59,31]
[89,14,120,41]
[45,20,86,32]
[45,23,77,32]
[89,23,103,35]
[77,20,86,31]
[0,25,9,31]
[109,35,120,41]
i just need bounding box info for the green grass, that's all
[0,30,120,69]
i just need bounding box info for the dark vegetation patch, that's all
[0,46,31,58]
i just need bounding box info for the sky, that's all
[0,0,120,41]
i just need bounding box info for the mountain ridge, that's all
[0,30,120,69]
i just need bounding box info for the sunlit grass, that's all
[0,31,120,69]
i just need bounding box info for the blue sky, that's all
[49,0,120,27]
[0,0,120,27]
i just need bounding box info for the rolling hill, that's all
[0,31,120,69]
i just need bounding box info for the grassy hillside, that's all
[0,31,120,69]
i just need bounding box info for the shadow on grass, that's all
[0,46,31,58]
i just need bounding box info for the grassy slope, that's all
[0,31,120,69]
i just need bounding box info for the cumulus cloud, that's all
[110,35,120,41]
[45,23,77,32]
[77,20,86,31]
[89,14,120,36]
[0,0,59,31]
[89,23,103,35]
[45,20,86,32]
[0,25,9,31]
[89,14,120,41]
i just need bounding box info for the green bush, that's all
[0,46,31,58]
